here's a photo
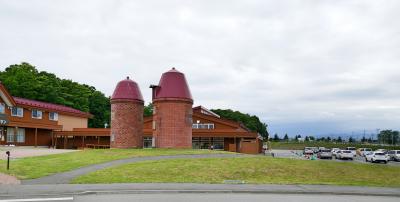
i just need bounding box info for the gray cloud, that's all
[1,0,399,136]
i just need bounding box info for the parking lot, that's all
[269,149,400,166]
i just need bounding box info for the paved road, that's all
[1,183,399,198]
[71,193,400,202]
[22,153,244,185]
[1,193,399,202]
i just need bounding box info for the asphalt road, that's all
[271,150,400,166]
[2,193,399,202]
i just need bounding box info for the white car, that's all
[337,150,353,160]
[345,147,357,157]
[376,149,387,154]
[358,148,372,157]
[304,147,314,155]
[331,148,340,157]
[365,152,389,164]
[388,150,400,161]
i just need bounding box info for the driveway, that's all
[0,146,77,160]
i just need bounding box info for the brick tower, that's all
[151,68,193,148]
[110,76,144,148]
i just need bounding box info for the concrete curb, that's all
[1,183,399,198]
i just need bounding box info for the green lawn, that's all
[0,149,228,179]
[72,157,400,187]
[270,142,400,150]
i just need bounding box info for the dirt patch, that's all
[0,172,20,185]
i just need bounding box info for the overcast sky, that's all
[1,0,399,137]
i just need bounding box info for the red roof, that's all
[154,68,192,101]
[13,97,91,117]
[111,77,144,102]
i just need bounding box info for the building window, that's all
[192,123,215,129]
[16,128,25,142]
[6,127,14,142]
[6,127,25,143]
[11,107,23,117]
[0,103,5,114]
[49,112,58,121]
[143,137,152,148]
[32,109,43,119]
[192,137,224,149]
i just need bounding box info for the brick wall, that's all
[153,99,192,148]
[110,100,143,148]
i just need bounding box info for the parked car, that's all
[357,148,372,157]
[387,150,400,161]
[345,147,357,157]
[337,150,353,160]
[304,147,314,155]
[311,147,319,154]
[318,147,326,152]
[376,149,387,154]
[365,151,389,163]
[331,148,340,157]
[318,149,333,159]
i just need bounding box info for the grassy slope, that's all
[270,142,400,150]
[0,149,228,179]
[72,157,400,187]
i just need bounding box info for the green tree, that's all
[273,133,280,142]
[283,134,289,142]
[378,130,399,145]
[144,103,153,117]
[337,136,343,143]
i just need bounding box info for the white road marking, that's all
[0,197,73,202]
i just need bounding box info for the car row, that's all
[303,147,400,163]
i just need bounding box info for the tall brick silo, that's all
[150,68,193,148]
[110,76,144,148]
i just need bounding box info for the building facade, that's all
[1,68,263,154]
[0,82,92,147]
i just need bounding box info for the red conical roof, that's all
[111,77,144,102]
[154,68,193,101]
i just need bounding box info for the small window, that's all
[0,103,5,114]
[32,109,43,119]
[11,107,23,117]
[49,112,58,121]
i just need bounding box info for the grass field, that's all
[270,142,400,150]
[72,156,400,187]
[0,149,228,179]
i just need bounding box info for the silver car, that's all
[337,150,353,160]
[318,149,333,159]
[388,150,400,161]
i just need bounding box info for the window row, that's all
[0,105,58,121]
[192,123,215,129]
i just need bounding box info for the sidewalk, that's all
[0,183,399,198]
